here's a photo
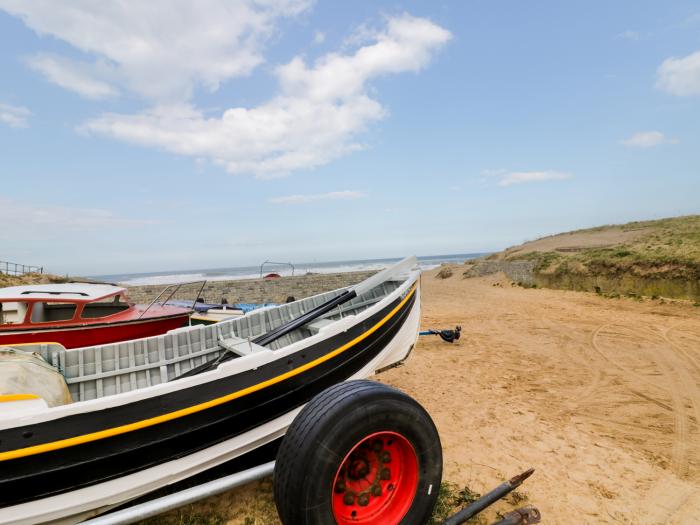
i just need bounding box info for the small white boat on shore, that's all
[0,257,421,524]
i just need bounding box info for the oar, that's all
[174,256,418,380]
[254,255,418,347]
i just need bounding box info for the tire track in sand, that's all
[660,326,700,480]
[638,325,700,524]
[591,323,691,479]
[664,326,700,377]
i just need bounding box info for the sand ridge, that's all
[497,227,646,259]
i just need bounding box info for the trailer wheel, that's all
[274,380,442,524]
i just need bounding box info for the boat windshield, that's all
[81,294,131,319]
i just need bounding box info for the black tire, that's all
[274,380,442,525]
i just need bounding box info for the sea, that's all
[93,253,487,286]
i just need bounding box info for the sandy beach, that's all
[147,265,700,524]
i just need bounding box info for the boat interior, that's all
[79,296,131,318]
[30,302,78,323]
[20,279,405,403]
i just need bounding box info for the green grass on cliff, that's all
[0,272,70,287]
[506,215,700,280]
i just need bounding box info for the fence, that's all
[0,260,43,276]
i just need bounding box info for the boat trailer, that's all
[81,380,539,525]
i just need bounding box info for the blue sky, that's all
[0,1,698,275]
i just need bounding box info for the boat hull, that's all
[0,282,420,524]
[0,314,190,349]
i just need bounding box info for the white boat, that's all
[0,257,421,524]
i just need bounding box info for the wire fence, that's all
[0,260,43,276]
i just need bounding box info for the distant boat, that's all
[166,299,277,325]
[0,283,191,349]
[0,257,421,523]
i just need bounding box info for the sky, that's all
[0,1,698,275]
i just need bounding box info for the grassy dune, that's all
[0,272,71,287]
[494,215,700,300]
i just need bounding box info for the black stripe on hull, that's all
[0,287,417,507]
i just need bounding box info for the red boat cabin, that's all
[0,283,191,349]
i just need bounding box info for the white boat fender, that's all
[0,346,72,407]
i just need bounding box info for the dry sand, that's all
[157,266,700,524]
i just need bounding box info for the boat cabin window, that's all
[81,294,131,319]
[0,301,29,325]
[31,302,78,323]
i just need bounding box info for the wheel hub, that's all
[332,431,418,524]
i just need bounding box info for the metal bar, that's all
[191,280,208,310]
[138,285,172,319]
[259,260,295,278]
[81,461,275,525]
[442,468,535,525]
[138,280,206,319]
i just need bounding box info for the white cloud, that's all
[0,0,312,102]
[684,13,700,26]
[314,31,325,44]
[0,103,31,128]
[498,171,573,187]
[656,49,700,96]
[618,30,640,41]
[0,198,157,238]
[80,14,451,177]
[3,3,450,177]
[26,54,118,99]
[621,131,678,148]
[269,190,365,204]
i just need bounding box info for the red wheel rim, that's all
[332,431,418,524]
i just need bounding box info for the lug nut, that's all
[371,485,382,497]
[372,439,383,452]
[381,451,391,463]
[380,467,391,480]
[334,481,346,494]
[343,493,355,505]
[358,493,370,506]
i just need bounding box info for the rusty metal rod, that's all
[490,505,541,525]
[441,468,535,525]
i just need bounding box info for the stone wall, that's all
[535,271,700,301]
[464,259,700,300]
[464,260,536,285]
[125,270,378,305]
